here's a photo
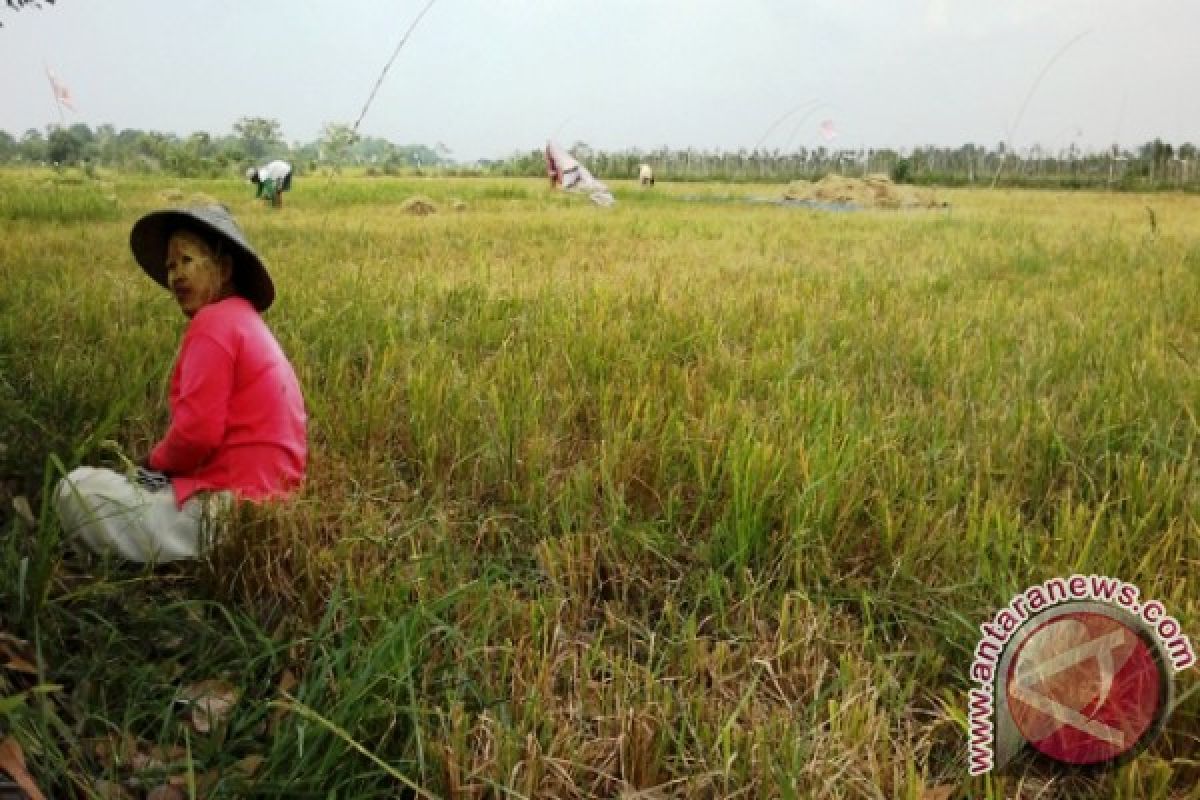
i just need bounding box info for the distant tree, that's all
[398,143,439,167]
[209,133,245,167]
[92,123,117,162]
[351,135,396,165]
[232,116,284,162]
[19,128,45,161]
[185,131,213,158]
[114,128,143,165]
[319,122,359,169]
[66,122,92,146]
[1139,139,1173,183]
[46,125,83,164]
[0,130,16,162]
[167,131,217,175]
[133,131,174,169]
[289,139,319,170]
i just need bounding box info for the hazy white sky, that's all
[3,0,1197,160]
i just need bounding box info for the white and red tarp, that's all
[545,140,614,207]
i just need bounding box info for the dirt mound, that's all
[783,174,941,209]
[400,196,438,215]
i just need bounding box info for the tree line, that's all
[2,117,1197,191]
[0,118,443,178]
[496,140,1200,191]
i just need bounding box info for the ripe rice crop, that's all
[0,168,1196,798]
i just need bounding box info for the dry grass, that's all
[782,174,944,208]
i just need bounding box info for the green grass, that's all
[0,168,1197,798]
[0,175,120,222]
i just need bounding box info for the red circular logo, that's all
[1005,611,1164,765]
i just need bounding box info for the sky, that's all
[3,0,1198,161]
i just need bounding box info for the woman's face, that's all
[165,230,233,317]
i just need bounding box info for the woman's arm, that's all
[148,333,235,475]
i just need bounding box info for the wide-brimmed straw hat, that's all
[130,205,274,311]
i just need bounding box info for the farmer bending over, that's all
[54,206,307,563]
[246,159,293,209]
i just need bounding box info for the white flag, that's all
[46,68,76,112]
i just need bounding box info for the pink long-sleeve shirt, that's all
[149,296,307,507]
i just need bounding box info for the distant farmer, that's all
[638,164,655,186]
[54,205,307,563]
[545,142,577,188]
[246,159,293,209]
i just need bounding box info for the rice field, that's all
[0,168,1196,798]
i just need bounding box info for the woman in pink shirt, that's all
[55,205,307,563]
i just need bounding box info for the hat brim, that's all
[130,208,275,312]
